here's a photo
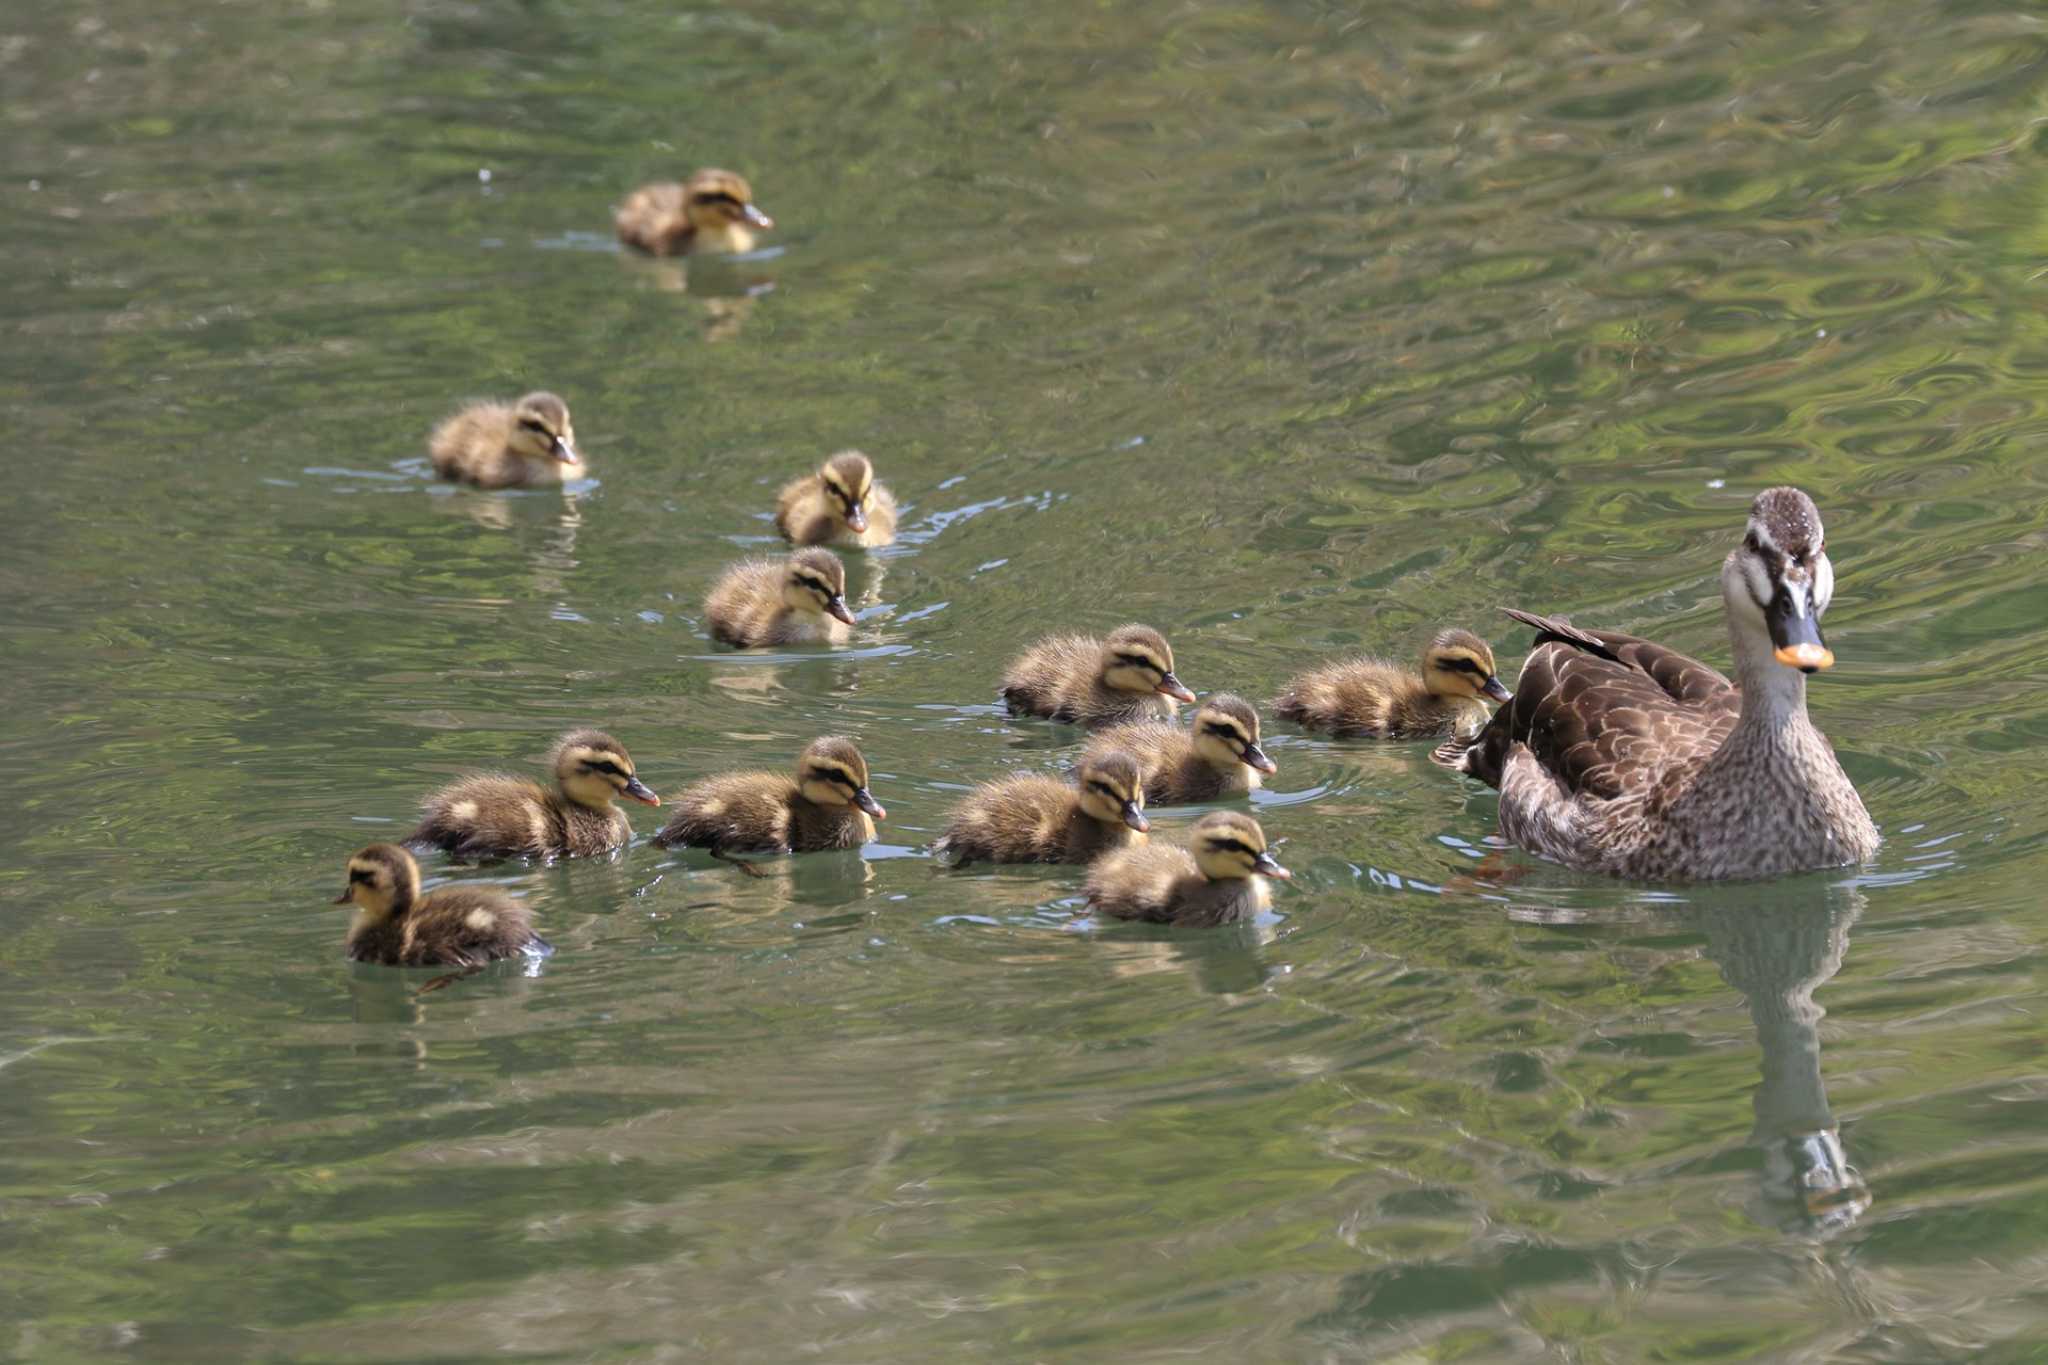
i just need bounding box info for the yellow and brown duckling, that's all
[704,547,856,647]
[934,751,1150,867]
[615,168,773,256]
[1273,628,1511,739]
[411,729,659,861]
[1000,624,1196,729]
[330,843,550,966]
[653,737,884,858]
[428,391,583,489]
[1084,811,1290,928]
[1084,693,1276,806]
[775,451,898,548]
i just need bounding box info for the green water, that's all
[5,0,2048,1359]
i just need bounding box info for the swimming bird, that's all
[1274,629,1510,739]
[1084,811,1289,927]
[704,547,856,647]
[330,843,550,966]
[775,451,898,548]
[615,168,773,256]
[1000,624,1195,728]
[1436,487,1880,880]
[1083,694,1276,805]
[428,392,582,489]
[411,729,658,860]
[652,737,884,863]
[934,751,1149,866]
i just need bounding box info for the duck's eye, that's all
[349,868,374,885]
[519,418,552,435]
[1113,654,1159,672]
[585,760,625,778]
[694,191,741,209]
[1743,533,1763,554]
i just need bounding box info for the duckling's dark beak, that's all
[550,435,579,465]
[1767,584,1833,673]
[844,504,868,534]
[331,889,353,905]
[1121,800,1149,833]
[1481,675,1513,704]
[852,787,886,819]
[740,203,774,229]
[1157,672,1197,703]
[622,777,661,807]
[826,594,857,626]
[1252,851,1291,880]
[1243,741,1278,775]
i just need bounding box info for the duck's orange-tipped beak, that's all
[1157,673,1196,703]
[622,777,661,807]
[1774,643,1834,671]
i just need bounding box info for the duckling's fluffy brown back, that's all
[346,886,547,967]
[935,773,1144,866]
[412,773,630,860]
[1084,720,1257,805]
[653,771,873,854]
[1083,843,1267,927]
[1273,658,1481,739]
[703,555,851,648]
[999,633,1178,729]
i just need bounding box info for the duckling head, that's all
[796,736,886,819]
[1075,750,1149,832]
[1422,629,1512,704]
[1099,625,1196,701]
[332,843,421,920]
[1190,811,1289,883]
[1191,694,1277,774]
[686,168,773,234]
[1723,486,1835,675]
[819,451,877,534]
[782,548,856,625]
[510,392,580,468]
[551,729,660,810]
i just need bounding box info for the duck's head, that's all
[1075,750,1149,832]
[818,451,878,534]
[552,729,660,810]
[1190,811,1289,883]
[1098,625,1196,701]
[1191,693,1277,774]
[510,392,580,467]
[1422,629,1512,704]
[781,548,856,625]
[332,843,422,920]
[796,737,886,819]
[686,168,773,234]
[1723,487,1836,674]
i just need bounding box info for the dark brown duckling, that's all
[411,729,659,860]
[999,624,1196,729]
[653,737,884,858]
[428,391,583,489]
[330,843,550,966]
[1084,811,1290,928]
[1084,693,1276,806]
[615,168,773,256]
[934,751,1150,867]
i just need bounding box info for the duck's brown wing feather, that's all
[1456,609,1739,799]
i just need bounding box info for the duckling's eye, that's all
[1113,654,1159,672]
[1442,657,1482,675]
[694,191,742,209]
[1209,839,1255,857]
[1201,723,1242,742]
[798,576,831,595]
[1087,781,1121,799]
[585,760,626,778]
[349,868,375,885]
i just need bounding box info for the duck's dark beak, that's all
[1121,800,1150,833]
[1481,675,1513,704]
[1767,584,1833,673]
[1252,851,1291,880]
[551,435,580,465]
[843,504,868,534]
[826,594,857,626]
[740,203,774,230]
[1157,672,1197,703]
[852,787,886,820]
[622,777,661,807]
[1243,741,1278,775]
[332,889,353,905]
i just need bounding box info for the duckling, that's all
[329,843,550,966]
[1273,628,1512,739]
[705,547,856,647]
[653,737,884,862]
[1084,693,1277,806]
[1000,624,1196,729]
[411,729,660,860]
[615,168,773,256]
[775,451,899,548]
[428,391,583,489]
[1084,811,1291,927]
[934,751,1150,867]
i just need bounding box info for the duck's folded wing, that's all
[1456,610,1738,799]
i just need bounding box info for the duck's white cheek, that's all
[1812,555,1835,615]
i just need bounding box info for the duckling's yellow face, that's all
[510,392,580,468]
[796,739,886,819]
[1192,695,1277,774]
[819,452,875,534]
[1076,752,1149,831]
[331,844,420,921]
[1422,631,1512,704]
[1191,814,1289,884]
[782,549,856,625]
[1100,626,1196,701]
[555,734,661,811]
[686,170,773,235]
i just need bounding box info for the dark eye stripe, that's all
[1113,654,1161,671]
[1201,724,1244,741]
[519,418,550,433]
[349,868,374,884]
[1209,839,1257,857]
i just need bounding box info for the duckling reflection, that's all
[1696,891,1871,1235]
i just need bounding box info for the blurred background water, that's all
[4,0,2048,1359]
